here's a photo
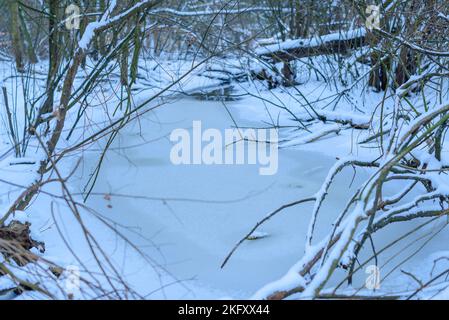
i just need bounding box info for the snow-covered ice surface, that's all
[1,57,449,299]
[73,97,370,298]
[70,95,449,299]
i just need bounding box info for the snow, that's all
[256,28,366,56]
[74,97,364,298]
[0,19,448,299]
[0,56,388,298]
[78,0,117,50]
[280,124,341,147]
[150,7,291,17]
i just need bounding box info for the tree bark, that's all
[8,0,25,72]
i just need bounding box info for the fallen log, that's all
[255,27,367,63]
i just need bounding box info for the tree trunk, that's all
[43,0,60,115]
[8,0,25,72]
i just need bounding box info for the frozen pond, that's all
[77,97,446,299]
[75,97,371,298]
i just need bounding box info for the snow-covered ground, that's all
[74,97,368,298]
[1,56,449,299]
